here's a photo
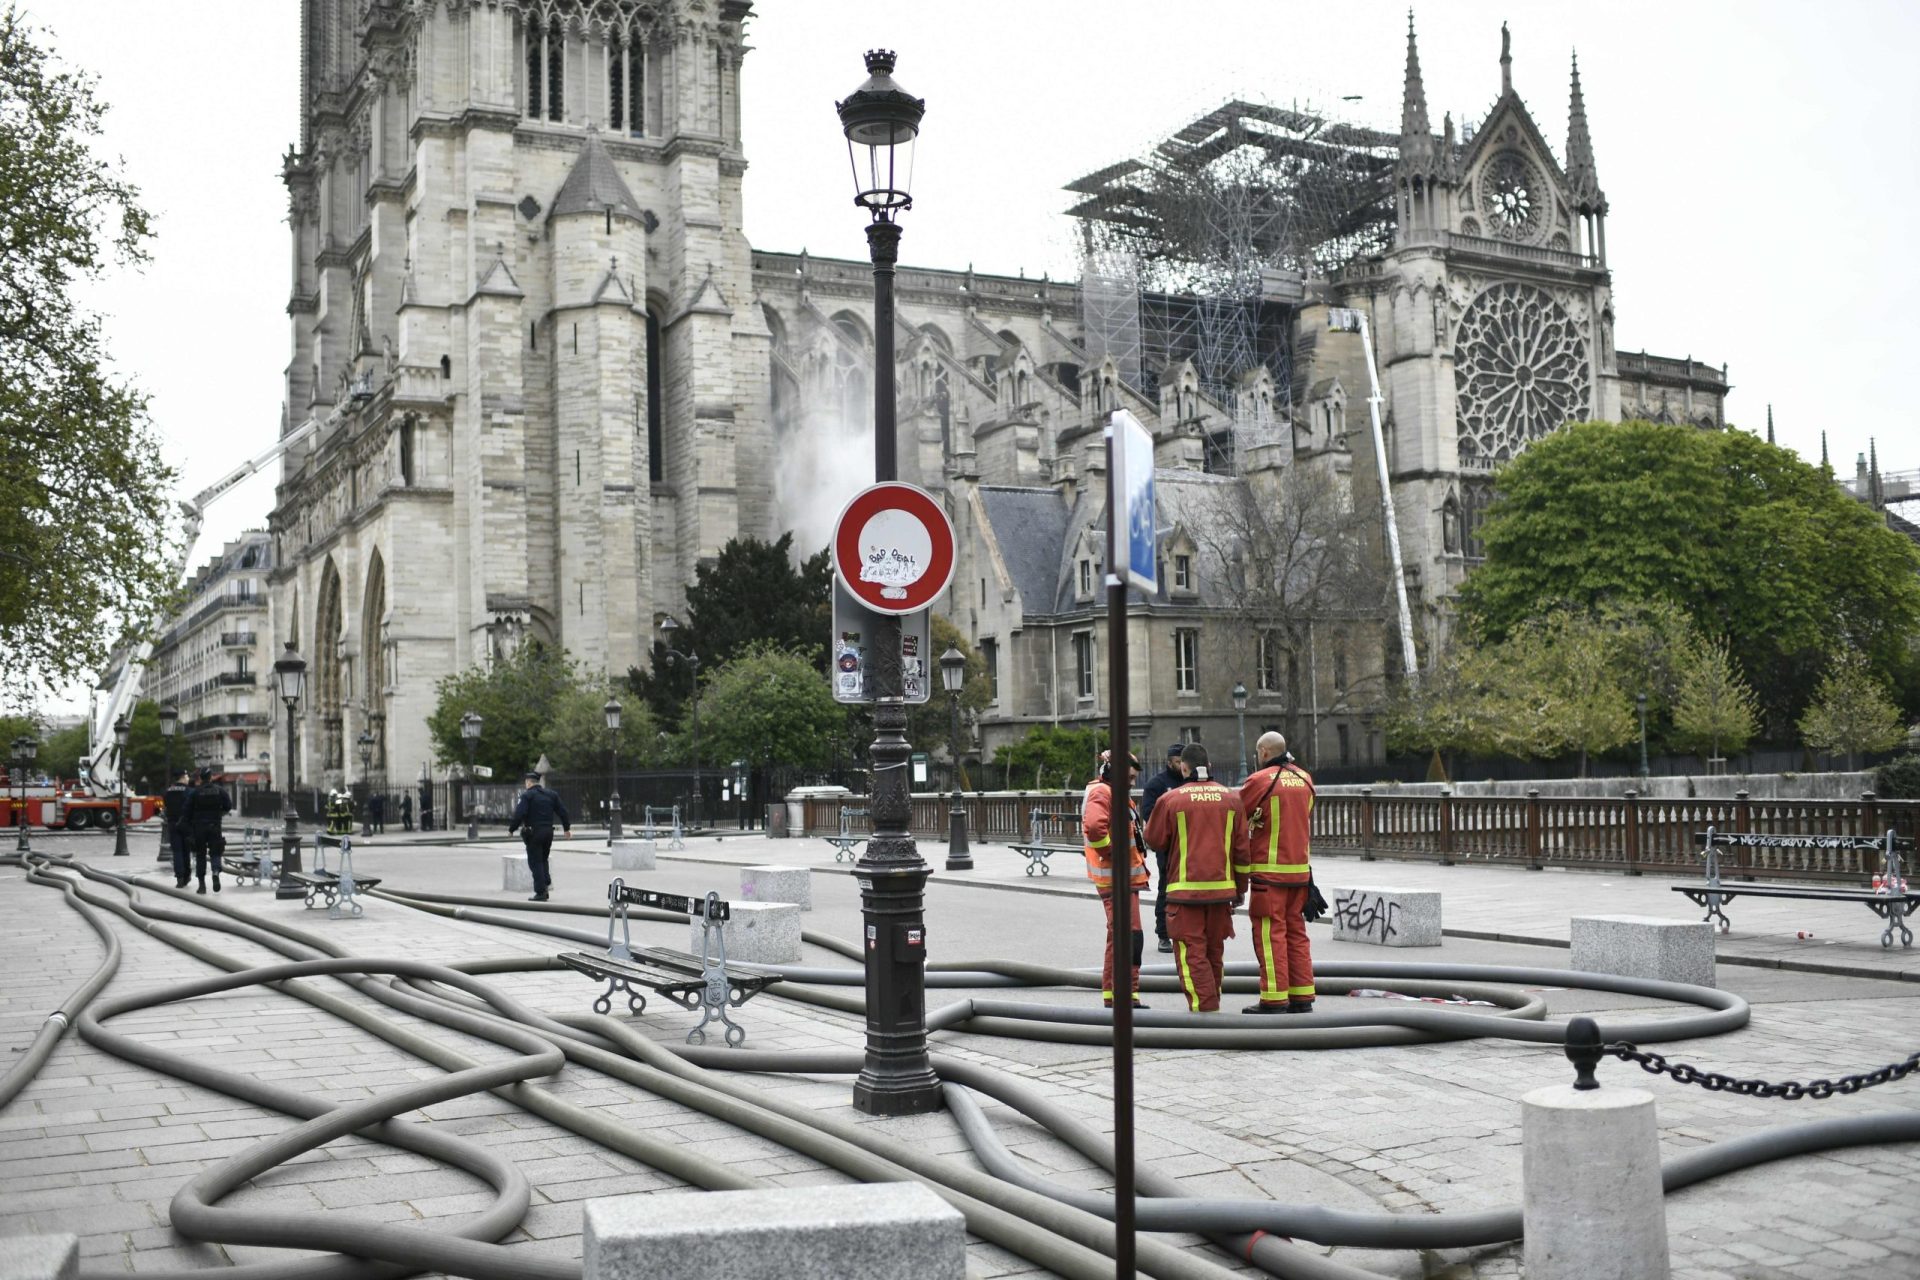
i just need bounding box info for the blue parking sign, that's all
[1108,409,1156,594]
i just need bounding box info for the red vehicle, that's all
[0,781,161,831]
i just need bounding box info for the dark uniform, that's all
[508,781,570,900]
[162,772,194,887]
[185,774,232,893]
[400,793,414,831]
[1138,745,1188,951]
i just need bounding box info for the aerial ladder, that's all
[83,417,321,793]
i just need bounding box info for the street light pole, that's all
[460,711,483,841]
[155,706,177,862]
[839,48,940,1117]
[110,716,130,857]
[12,735,34,855]
[1232,681,1250,783]
[604,695,624,842]
[939,646,971,871]
[273,642,309,899]
[1637,691,1650,781]
[356,729,375,837]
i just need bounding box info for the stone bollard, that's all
[697,901,802,964]
[501,853,533,892]
[584,1183,965,1280]
[1522,1017,1670,1280]
[1571,915,1714,988]
[609,840,656,872]
[740,864,811,911]
[0,1235,77,1280]
[1327,887,1441,946]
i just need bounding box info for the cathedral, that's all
[267,1,1727,789]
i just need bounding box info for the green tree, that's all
[902,615,993,770]
[427,644,580,777]
[693,644,843,770]
[33,721,85,781]
[0,9,178,701]
[990,725,1110,791]
[116,700,171,794]
[1799,650,1907,769]
[541,685,659,776]
[1670,634,1759,763]
[1381,653,1495,779]
[1457,421,1920,733]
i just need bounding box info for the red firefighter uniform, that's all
[1082,776,1148,1006]
[1144,776,1246,1012]
[1236,759,1316,1010]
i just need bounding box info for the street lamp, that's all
[12,734,35,854]
[460,711,482,841]
[939,646,971,871]
[1637,691,1650,781]
[1232,681,1250,783]
[838,49,940,1117]
[356,729,375,836]
[604,695,624,842]
[111,716,130,857]
[155,705,177,863]
[658,615,702,829]
[273,642,308,898]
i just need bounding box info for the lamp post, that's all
[939,646,971,871]
[356,729,375,836]
[12,734,34,854]
[111,716,130,857]
[604,695,624,842]
[1232,681,1250,783]
[1637,691,1650,781]
[273,642,308,898]
[837,48,940,1116]
[155,705,177,862]
[658,615,702,829]
[460,711,482,841]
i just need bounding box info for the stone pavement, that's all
[2,829,1918,1279]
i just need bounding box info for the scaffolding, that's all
[1068,98,1398,419]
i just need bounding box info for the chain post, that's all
[1565,1016,1603,1090]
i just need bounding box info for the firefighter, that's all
[1138,742,1191,954]
[325,789,354,838]
[1235,731,1316,1014]
[185,767,232,895]
[1081,748,1147,1009]
[161,767,194,888]
[1144,743,1246,1013]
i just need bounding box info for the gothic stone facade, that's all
[267,3,1726,787]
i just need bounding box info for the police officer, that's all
[1144,744,1246,1013]
[161,768,194,888]
[508,771,570,901]
[1138,742,1191,954]
[185,767,232,894]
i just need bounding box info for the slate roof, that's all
[977,486,1070,610]
[549,130,644,223]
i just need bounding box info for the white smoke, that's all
[772,404,873,560]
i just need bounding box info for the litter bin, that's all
[766,803,788,838]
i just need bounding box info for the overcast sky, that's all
[29,0,1920,605]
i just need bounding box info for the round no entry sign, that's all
[832,482,956,615]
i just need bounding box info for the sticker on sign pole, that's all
[833,482,957,615]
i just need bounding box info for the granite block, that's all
[583,1182,965,1280]
[697,901,801,964]
[610,841,656,872]
[1328,886,1442,947]
[1570,914,1715,988]
[739,864,811,911]
[502,854,533,893]
[0,1235,77,1280]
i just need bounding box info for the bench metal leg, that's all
[592,977,647,1018]
[687,996,746,1048]
[1704,893,1730,934]
[1877,900,1914,950]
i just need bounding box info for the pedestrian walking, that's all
[1138,742,1191,954]
[1235,731,1316,1014]
[162,767,194,887]
[400,792,413,832]
[1081,749,1147,1009]
[508,771,570,901]
[370,792,386,834]
[185,767,232,895]
[1144,744,1246,1013]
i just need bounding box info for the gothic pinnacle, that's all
[1565,51,1604,210]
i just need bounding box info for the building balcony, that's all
[184,712,271,734]
[217,672,256,687]
[220,631,257,648]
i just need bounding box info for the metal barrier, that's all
[642,805,685,850]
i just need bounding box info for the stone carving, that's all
[1452,281,1591,461]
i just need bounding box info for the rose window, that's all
[1452,282,1591,462]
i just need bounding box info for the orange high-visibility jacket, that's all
[1081,780,1148,891]
[1143,777,1246,903]
[1235,761,1315,888]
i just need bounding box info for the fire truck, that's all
[0,777,161,831]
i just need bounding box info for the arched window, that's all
[610,32,644,135]
[526,15,563,122]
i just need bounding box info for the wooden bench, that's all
[825,806,869,863]
[1008,810,1080,878]
[286,834,381,919]
[558,882,781,1046]
[1672,828,1918,949]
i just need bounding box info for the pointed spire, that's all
[1821,430,1831,472]
[1766,404,1775,445]
[1500,21,1513,96]
[1565,52,1604,211]
[1401,12,1431,144]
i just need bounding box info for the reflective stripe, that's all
[1241,861,1310,875]
[1175,939,1201,1012]
[1258,916,1282,1000]
[1168,809,1237,893]
[1087,834,1111,848]
[1288,984,1315,997]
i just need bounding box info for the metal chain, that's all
[1603,1041,1920,1100]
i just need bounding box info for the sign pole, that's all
[1104,414,1137,1280]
